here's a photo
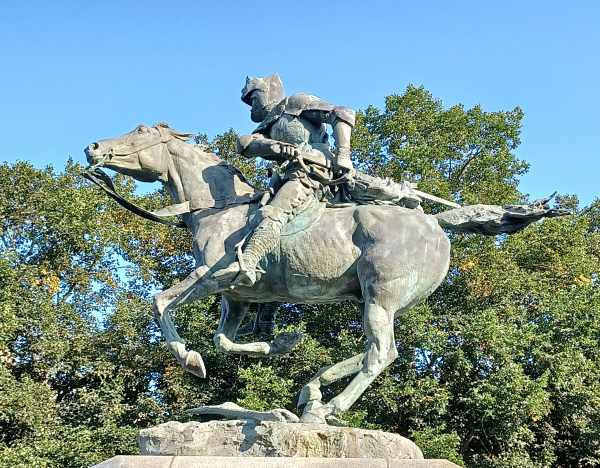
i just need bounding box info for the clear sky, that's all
[1,1,598,204]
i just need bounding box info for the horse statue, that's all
[84,122,566,424]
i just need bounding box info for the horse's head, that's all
[84,123,193,182]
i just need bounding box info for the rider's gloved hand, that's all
[334,166,356,188]
[278,143,299,160]
[398,181,421,208]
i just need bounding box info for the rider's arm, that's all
[300,107,355,173]
[236,133,296,162]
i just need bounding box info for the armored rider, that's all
[233,74,356,286]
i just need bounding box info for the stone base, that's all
[138,420,423,459]
[93,455,460,467]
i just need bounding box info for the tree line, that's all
[1,86,598,467]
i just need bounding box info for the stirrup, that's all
[235,237,248,272]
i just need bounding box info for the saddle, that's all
[280,196,326,237]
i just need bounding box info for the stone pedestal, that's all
[138,420,423,459]
[94,455,459,467]
[92,420,460,467]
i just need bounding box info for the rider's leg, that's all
[236,179,313,286]
[234,204,285,285]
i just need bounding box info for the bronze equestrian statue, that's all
[83,76,566,424]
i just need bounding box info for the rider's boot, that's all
[234,217,283,286]
[332,119,353,173]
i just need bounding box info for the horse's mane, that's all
[155,122,258,192]
[155,121,194,141]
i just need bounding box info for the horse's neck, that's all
[165,141,255,206]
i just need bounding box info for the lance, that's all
[294,151,461,209]
[411,189,460,209]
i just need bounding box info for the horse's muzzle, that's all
[84,142,107,168]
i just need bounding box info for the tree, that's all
[0,160,267,467]
[345,86,600,466]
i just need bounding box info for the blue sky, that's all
[1,1,598,205]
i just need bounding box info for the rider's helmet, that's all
[241,74,285,107]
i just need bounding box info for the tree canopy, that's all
[1,86,598,467]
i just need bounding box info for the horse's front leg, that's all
[153,262,237,377]
[213,297,267,355]
[235,302,279,338]
[213,296,301,357]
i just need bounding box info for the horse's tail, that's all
[434,201,568,236]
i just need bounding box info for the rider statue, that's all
[232,74,357,286]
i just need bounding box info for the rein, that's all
[83,128,262,228]
[83,167,187,228]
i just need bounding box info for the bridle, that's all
[83,125,262,228]
[83,126,187,228]
[88,125,173,170]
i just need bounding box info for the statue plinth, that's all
[94,455,459,467]
[92,420,459,467]
[137,420,423,459]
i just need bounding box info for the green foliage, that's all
[353,85,528,207]
[1,86,599,467]
[411,426,464,466]
[337,408,381,430]
[237,364,294,411]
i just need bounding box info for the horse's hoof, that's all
[271,408,300,423]
[300,411,327,424]
[300,401,332,424]
[183,350,206,378]
[270,331,303,354]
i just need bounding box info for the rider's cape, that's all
[253,93,356,135]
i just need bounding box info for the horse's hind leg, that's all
[300,297,398,423]
[297,352,364,414]
[301,272,422,423]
